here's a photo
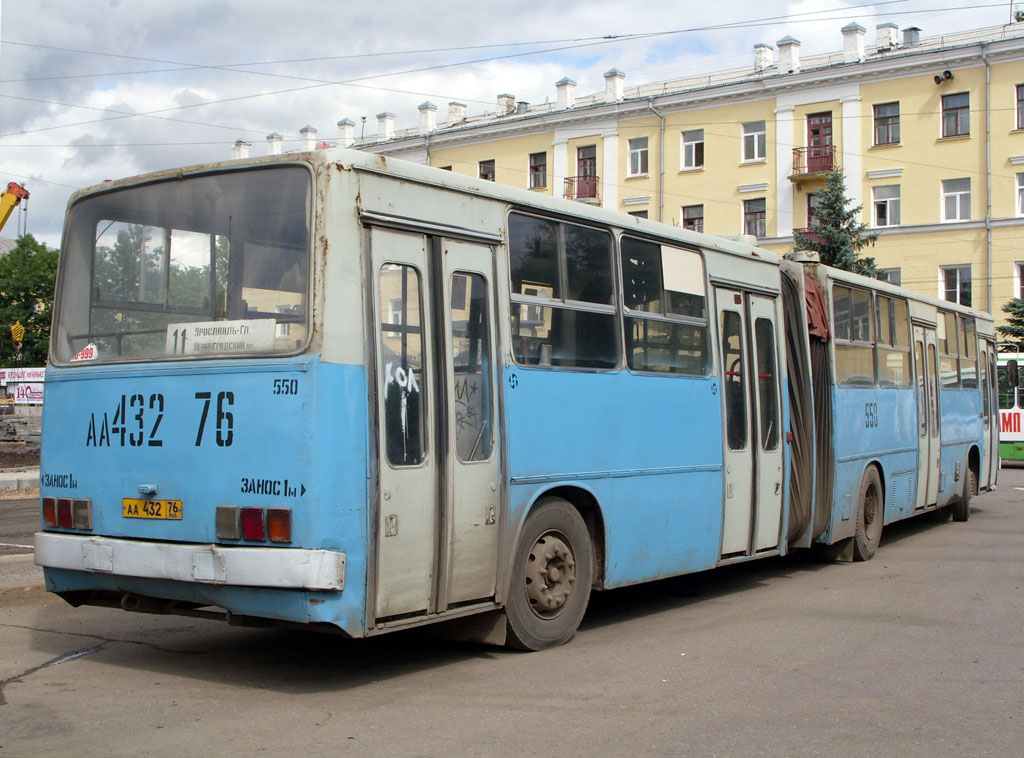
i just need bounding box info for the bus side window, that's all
[451,272,493,462]
[380,264,426,466]
[722,311,746,450]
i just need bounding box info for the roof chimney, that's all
[842,22,866,63]
[496,94,515,116]
[902,26,921,47]
[754,43,773,72]
[376,112,395,141]
[777,36,801,73]
[604,68,625,102]
[876,22,898,52]
[556,77,577,110]
[447,101,467,124]
[265,133,283,155]
[516,101,529,114]
[337,119,355,147]
[418,102,437,134]
[299,125,318,152]
[231,139,251,160]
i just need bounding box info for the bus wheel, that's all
[505,498,593,651]
[952,466,975,522]
[853,467,883,561]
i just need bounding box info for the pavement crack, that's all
[0,643,106,706]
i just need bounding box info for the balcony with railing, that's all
[792,226,826,249]
[790,145,836,179]
[564,175,600,202]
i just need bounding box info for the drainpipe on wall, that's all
[647,99,665,222]
[983,43,992,314]
[424,134,431,165]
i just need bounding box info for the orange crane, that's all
[0,182,29,235]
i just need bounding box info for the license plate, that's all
[122,498,183,520]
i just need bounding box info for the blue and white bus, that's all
[35,150,997,649]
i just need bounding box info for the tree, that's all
[997,299,1024,347]
[0,234,58,367]
[793,168,879,276]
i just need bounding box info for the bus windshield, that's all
[53,166,311,364]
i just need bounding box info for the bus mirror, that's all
[1009,361,1020,388]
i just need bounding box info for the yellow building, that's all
[291,22,1024,321]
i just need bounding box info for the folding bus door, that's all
[716,287,784,558]
[913,324,941,509]
[370,227,501,621]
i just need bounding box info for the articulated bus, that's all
[36,150,998,649]
[997,351,1024,461]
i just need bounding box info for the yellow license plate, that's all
[122,498,183,520]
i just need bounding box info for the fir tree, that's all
[794,168,879,276]
[997,298,1024,347]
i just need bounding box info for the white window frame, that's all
[628,137,649,176]
[941,178,971,222]
[681,129,704,170]
[1017,173,1024,217]
[940,265,972,306]
[873,185,901,227]
[681,204,704,233]
[877,268,902,286]
[1015,262,1024,301]
[742,121,766,162]
[528,152,547,190]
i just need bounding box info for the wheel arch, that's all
[967,445,981,494]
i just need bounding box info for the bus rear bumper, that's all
[34,532,346,591]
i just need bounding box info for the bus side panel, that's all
[503,369,725,587]
[825,385,917,542]
[938,387,983,503]
[39,358,371,637]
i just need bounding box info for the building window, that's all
[942,265,972,306]
[1017,173,1024,217]
[682,129,704,169]
[807,193,823,229]
[439,165,453,171]
[941,92,970,137]
[628,137,649,176]
[877,268,901,286]
[873,185,901,227]
[873,102,900,145]
[1017,84,1024,130]
[628,210,648,219]
[1017,262,1024,300]
[529,152,547,189]
[942,178,971,221]
[479,159,495,181]
[743,198,766,237]
[742,121,766,161]
[682,204,704,233]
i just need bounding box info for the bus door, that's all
[716,287,784,558]
[370,228,501,620]
[982,341,999,488]
[913,325,941,509]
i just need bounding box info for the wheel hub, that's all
[524,531,577,619]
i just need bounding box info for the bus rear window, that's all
[53,166,310,363]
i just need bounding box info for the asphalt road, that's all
[1,474,1022,757]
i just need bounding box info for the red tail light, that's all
[57,498,73,528]
[240,507,266,541]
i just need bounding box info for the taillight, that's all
[43,496,92,530]
[219,506,291,543]
[42,496,57,526]
[266,508,292,543]
[57,498,73,528]
[239,507,266,541]
[216,506,240,540]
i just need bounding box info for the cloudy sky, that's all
[0,0,1017,247]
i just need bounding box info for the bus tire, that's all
[505,498,593,651]
[952,466,975,522]
[853,466,883,561]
